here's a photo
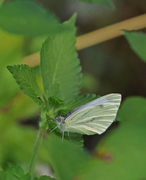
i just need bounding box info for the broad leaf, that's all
[40,14,82,102]
[124,30,146,62]
[1,163,31,180]
[57,94,97,115]
[0,0,70,36]
[7,64,45,107]
[79,96,146,179]
[0,170,15,180]
[45,135,90,180]
[78,0,115,9]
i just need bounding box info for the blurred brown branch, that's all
[23,14,146,67]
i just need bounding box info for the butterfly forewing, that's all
[65,94,121,135]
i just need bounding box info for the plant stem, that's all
[23,14,146,67]
[29,127,45,179]
[76,14,146,50]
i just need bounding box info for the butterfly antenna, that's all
[51,125,59,132]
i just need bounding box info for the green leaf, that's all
[124,30,146,62]
[78,0,115,9]
[45,135,90,180]
[0,170,15,180]
[7,64,45,107]
[38,175,56,180]
[79,96,146,179]
[57,94,97,115]
[0,0,70,37]
[48,97,65,110]
[40,14,82,102]
[1,163,31,180]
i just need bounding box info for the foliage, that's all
[79,97,146,179]
[0,163,31,180]
[0,163,55,180]
[124,30,146,62]
[40,14,82,103]
[7,65,45,107]
[0,0,146,180]
[45,135,90,180]
[0,0,71,36]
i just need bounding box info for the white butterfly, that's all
[52,93,121,140]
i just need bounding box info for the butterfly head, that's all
[54,116,66,131]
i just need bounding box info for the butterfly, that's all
[52,93,122,140]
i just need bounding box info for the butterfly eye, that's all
[55,117,61,123]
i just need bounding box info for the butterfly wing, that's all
[65,93,121,135]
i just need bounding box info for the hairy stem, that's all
[29,128,45,179]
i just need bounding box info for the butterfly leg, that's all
[67,131,72,142]
[62,131,64,142]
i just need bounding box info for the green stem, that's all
[29,127,45,179]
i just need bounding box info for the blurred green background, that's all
[0,0,146,179]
